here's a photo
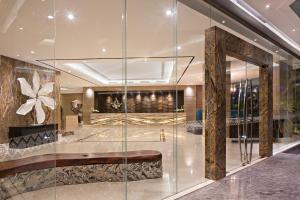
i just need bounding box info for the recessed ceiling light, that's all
[101,48,107,52]
[265,4,270,9]
[67,13,75,20]
[166,9,172,16]
[19,27,23,30]
[30,50,35,54]
[177,46,182,50]
[16,54,20,57]
[48,15,54,19]
[275,50,279,53]
[222,20,226,24]
[292,29,296,32]
[254,38,257,42]
[230,0,300,52]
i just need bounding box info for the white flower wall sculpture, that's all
[16,70,56,124]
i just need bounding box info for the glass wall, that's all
[0,1,299,200]
[0,0,56,199]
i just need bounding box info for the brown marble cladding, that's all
[205,27,227,180]
[0,55,61,144]
[204,27,273,180]
[259,66,273,157]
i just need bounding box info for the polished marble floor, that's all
[1,125,297,200]
[179,144,300,200]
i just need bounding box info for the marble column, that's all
[259,66,273,157]
[82,87,94,125]
[204,26,273,180]
[204,27,226,180]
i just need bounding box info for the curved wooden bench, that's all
[0,150,162,200]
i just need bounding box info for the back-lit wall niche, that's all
[94,90,184,113]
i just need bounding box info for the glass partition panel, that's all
[125,0,177,199]
[273,53,300,152]
[0,0,56,199]
[176,0,209,192]
[53,0,126,199]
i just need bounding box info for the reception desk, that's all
[90,113,186,126]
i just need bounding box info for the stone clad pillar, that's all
[83,87,94,125]
[259,65,273,157]
[204,26,273,180]
[204,27,226,180]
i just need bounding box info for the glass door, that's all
[226,57,260,171]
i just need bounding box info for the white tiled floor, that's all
[3,125,298,200]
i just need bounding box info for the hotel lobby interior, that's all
[1,0,300,200]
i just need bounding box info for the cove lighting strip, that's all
[65,63,109,84]
[230,0,300,53]
[64,61,174,85]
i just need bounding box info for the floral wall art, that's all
[16,71,56,124]
[0,55,60,144]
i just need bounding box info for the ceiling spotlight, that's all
[67,13,75,20]
[177,46,182,50]
[222,20,226,24]
[275,50,279,53]
[16,54,20,57]
[30,50,35,54]
[19,27,23,30]
[101,48,107,52]
[48,15,54,19]
[166,9,172,16]
[254,38,257,42]
[292,29,296,32]
[265,4,270,9]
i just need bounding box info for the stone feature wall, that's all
[0,55,60,144]
[205,27,273,180]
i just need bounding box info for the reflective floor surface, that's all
[1,125,297,200]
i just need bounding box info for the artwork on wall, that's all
[71,99,83,124]
[111,98,122,110]
[16,70,56,124]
